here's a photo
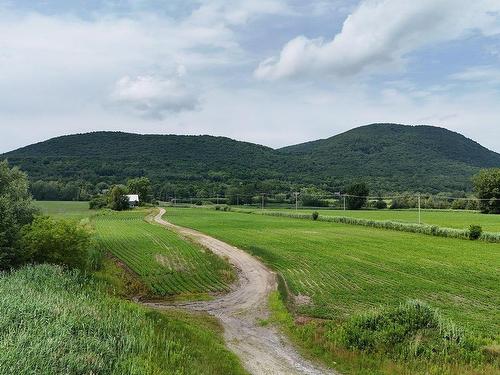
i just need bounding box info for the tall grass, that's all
[0,264,246,375]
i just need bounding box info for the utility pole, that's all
[418,194,421,224]
[236,194,239,206]
[294,192,299,210]
[217,194,219,205]
[343,195,346,211]
[261,193,265,209]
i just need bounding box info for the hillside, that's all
[2,124,500,195]
[279,124,500,192]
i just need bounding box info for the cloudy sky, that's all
[1,0,500,153]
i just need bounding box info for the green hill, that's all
[279,124,500,192]
[2,124,499,197]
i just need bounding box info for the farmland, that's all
[240,207,500,232]
[34,200,91,219]
[93,210,234,297]
[166,208,500,335]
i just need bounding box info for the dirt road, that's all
[147,208,334,375]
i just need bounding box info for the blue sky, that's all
[1,0,500,153]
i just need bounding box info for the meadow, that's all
[34,200,91,219]
[93,210,234,297]
[241,207,500,232]
[166,208,499,335]
[0,264,246,375]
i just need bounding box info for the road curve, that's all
[146,208,335,375]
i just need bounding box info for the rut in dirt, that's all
[144,208,336,375]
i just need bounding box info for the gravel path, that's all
[145,208,335,375]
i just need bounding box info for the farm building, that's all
[126,194,139,207]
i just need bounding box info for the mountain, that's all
[2,124,500,197]
[279,124,500,192]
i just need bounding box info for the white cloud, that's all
[110,75,199,119]
[449,65,500,84]
[255,0,500,80]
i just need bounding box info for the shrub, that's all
[469,225,483,240]
[89,195,107,210]
[374,199,387,209]
[312,211,319,220]
[20,216,93,270]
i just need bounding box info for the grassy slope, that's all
[166,208,500,336]
[93,210,234,297]
[256,208,500,232]
[0,264,246,375]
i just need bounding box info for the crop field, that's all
[166,207,500,336]
[248,207,500,232]
[94,210,233,296]
[34,200,91,219]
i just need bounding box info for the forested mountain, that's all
[2,124,499,199]
[279,124,500,192]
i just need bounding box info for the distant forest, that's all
[2,124,500,201]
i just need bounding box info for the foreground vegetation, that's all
[0,264,246,375]
[167,207,500,373]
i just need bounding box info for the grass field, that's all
[93,210,234,297]
[166,208,500,336]
[34,200,91,219]
[243,207,500,232]
[0,264,246,375]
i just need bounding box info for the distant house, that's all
[126,194,139,207]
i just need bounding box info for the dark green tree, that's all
[473,168,500,214]
[108,185,129,211]
[346,182,369,210]
[127,177,152,204]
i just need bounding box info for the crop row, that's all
[94,211,232,296]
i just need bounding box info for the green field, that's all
[0,264,246,375]
[94,210,233,296]
[34,200,91,219]
[246,207,500,232]
[166,207,500,336]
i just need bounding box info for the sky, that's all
[1,0,500,153]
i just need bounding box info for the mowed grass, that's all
[256,207,500,232]
[94,210,233,296]
[0,264,246,375]
[166,208,500,336]
[34,200,91,219]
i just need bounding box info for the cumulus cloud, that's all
[110,75,199,119]
[255,0,500,80]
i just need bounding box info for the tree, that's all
[20,216,92,270]
[473,168,500,214]
[0,160,38,269]
[108,185,129,211]
[127,177,152,204]
[346,182,369,210]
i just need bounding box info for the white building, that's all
[126,194,139,207]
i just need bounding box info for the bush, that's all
[89,195,107,210]
[312,211,319,220]
[374,199,387,209]
[469,225,483,240]
[20,216,93,270]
